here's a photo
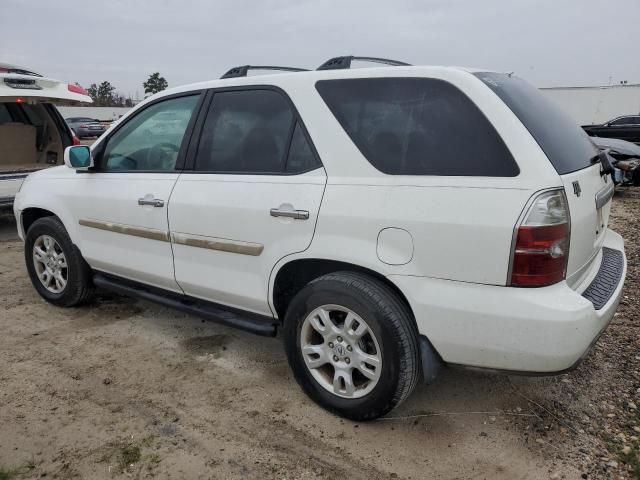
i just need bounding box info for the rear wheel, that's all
[283,272,420,420]
[25,216,94,307]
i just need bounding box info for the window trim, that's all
[315,77,520,178]
[183,85,323,176]
[90,90,206,174]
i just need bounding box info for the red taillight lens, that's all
[72,135,81,146]
[68,83,88,95]
[511,224,569,286]
[510,189,570,287]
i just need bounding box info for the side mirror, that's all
[64,145,94,170]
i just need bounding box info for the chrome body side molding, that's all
[171,232,264,256]
[79,219,170,242]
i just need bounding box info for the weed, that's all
[620,448,640,479]
[118,444,141,471]
[0,463,35,480]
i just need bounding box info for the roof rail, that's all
[317,56,411,70]
[221,65,309,79]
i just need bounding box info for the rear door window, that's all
[194,89,321,174]
[475,72,598,175]
[285,122,320,173]
[315,77,519,176]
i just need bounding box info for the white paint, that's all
[376,228,413,265]
[14,65,627,373]
[168,170,326,316]
[0,73,92,104]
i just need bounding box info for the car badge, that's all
[572,181,581,197]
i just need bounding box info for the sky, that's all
[1,0,638,98]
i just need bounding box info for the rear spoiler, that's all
[0,73,92,104]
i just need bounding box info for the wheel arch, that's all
[270,257,415,325]
[20,207,58,235]
[272,257,444,385]
[16,192,80,246]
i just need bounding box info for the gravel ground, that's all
[0,188,638,480]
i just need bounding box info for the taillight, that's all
[72,135,81,145]
[509,189,570,287]
[79,124,88,128]
[68,83,88,95]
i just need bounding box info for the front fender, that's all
[13,170,81,246]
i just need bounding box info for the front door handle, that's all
[270,208,309,220]
[138,197,165,208]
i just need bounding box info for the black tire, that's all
[283,271,421,421]
[24,216,94,307]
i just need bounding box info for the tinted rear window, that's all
[474,72,598,175]
[315,77,519,176]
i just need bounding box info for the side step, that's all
[93,273,278,337]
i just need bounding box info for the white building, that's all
[57,106,131,122]
[541,83,640,125]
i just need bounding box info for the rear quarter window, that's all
[474,72,598,175]
[315,77,519,176]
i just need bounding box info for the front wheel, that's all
[24,216,94,307]
[283,272,421,420]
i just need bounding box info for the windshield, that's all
[474,72,597,175]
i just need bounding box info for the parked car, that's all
[592,136,640,186]
[65,117,107,138]
[0,62,90,207]
[583,115,640,144]
[13,57,627,420]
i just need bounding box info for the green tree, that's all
[86,81,125,106]
[96,81,117,106]
[87,83,98,103]
[143,72,168,96]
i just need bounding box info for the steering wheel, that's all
[145,142,180,169]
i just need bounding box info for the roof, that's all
[157,64,493,99]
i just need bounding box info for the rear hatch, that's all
[0,65,92,104]
[1,65,92,197]
[475,73,613,288]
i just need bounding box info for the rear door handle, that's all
[270,208,309,220]
[138,197,165,208]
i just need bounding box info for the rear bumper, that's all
[0,175,27,207]
[391,228,626,373]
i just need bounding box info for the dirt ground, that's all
[0,189,638,480]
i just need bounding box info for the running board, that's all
[93,273,277,337]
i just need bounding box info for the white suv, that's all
[13,57,627,420]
